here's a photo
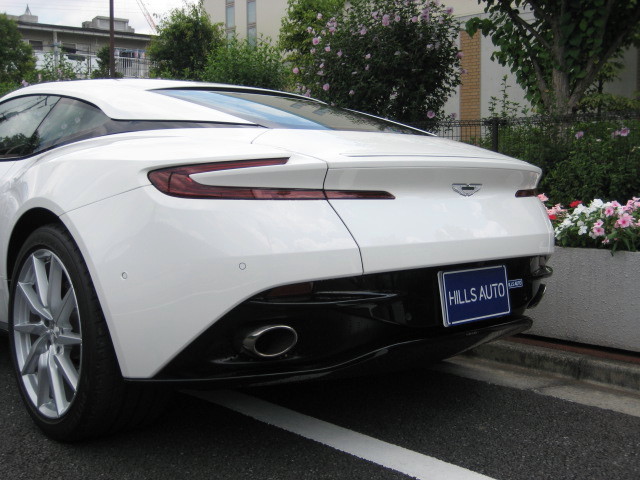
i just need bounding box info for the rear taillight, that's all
[148,160,394,200]
[515,189,538,198]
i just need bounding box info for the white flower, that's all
[577,220,585,227]
[578,225,588,235]
[591,199,604,208]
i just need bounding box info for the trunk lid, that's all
[254,130,554,274]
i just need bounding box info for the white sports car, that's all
[0,79,553,440]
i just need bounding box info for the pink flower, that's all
[317,70,324,76]
[323,83,330,91]
[372,11,378,19]
[365,53,371,59]
[21,79,29,87]
[537,193,549,202]
[445,7,454,14]
[306,27,313,33]
[325,45,331,52]
[312,37,321,45]
[604,206,616,217]
[456,51,464,58]
[611,201,621,207]
[594,219,604,228]
[365,64,370,71]
[592,226,605,237]
[395,15,401,22]
[620,127,630,137]
[349,89,355,95]
[616,213,634,228]
[337,50,343,57]
[450,112,457,119]
[411,16,418,23]
[427,110,436,119]
[575,131,584,139]
[317,13,323,20]
[382,14,390,26]
[359,26,367,35]
[292,67,300,74]
[310,48,316,54]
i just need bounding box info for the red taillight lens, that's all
[148,160,395,200]
[515,189,538,198]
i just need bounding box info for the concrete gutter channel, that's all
[464,335,640,392]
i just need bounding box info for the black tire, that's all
[8,224,170,441]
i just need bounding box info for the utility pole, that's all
[109,0,116,77]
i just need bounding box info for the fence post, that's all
[491,117,499,152]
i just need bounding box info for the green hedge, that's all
[478,116,639,205]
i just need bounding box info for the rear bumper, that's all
[151,256,550,385]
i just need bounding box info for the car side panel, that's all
[62,186,363,378]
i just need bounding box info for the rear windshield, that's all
[155,89,426,135]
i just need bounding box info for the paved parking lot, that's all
[1,335,640,480]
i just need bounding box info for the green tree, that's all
[202,37,291,90]
[147,1,225,80]
[279,0,344,57]
[90,46,123,79]
[289,0,461,123]
[0,14,36,96]
[467,0,640,115]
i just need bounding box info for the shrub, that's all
[287,0,461,123]
[202,37,291,90]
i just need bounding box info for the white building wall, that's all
[204,0,288,43]
[204,0,638,119]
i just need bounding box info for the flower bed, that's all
[539,194,640,254]
[529,247,640,353]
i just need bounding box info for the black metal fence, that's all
[410,112,640,152]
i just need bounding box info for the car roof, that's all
[1,79,315,124]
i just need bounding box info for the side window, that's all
[0,96,59,159]
[36,97,111,151]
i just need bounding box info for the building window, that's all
[29,40,43,51]
[225,1,236,39]
[247,0,257,45]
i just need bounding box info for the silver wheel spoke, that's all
[56,332,82,345]
[48,352,68,415]
[17,282,52,321]
[47,257,63,314]
[32,255,50,309]
[13,320,48,337]
[55,354,79,391]
[20,335,48,375]
[36,351,51,408]
[54,290,75,327]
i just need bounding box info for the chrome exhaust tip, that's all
[242,325,298,359]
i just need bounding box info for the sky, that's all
[1,0,196,35]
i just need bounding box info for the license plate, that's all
[438,265,511,327]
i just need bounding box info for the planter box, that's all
[528,247,640,353]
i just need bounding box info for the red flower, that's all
[548,214,557,220]
[569,200,582,208]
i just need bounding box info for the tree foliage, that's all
[202,37,291,90]
[147,1,225,80]
[286,0,462,123]
[466,0,640,114]
[0,14,36,96]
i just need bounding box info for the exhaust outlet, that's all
[527,283,547,309]
[242,325,298,358]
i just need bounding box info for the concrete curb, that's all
[463,339,640,392]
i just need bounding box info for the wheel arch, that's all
[6,208,65,283]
